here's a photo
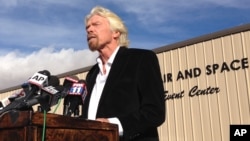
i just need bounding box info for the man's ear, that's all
[113,31,120,39]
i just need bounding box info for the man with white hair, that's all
[82,6,166,141]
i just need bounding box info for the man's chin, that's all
[88,44,99,51]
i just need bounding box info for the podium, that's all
[0,110,119,141]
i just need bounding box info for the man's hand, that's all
[96,118,109,123]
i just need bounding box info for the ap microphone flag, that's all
[28,72,49,87]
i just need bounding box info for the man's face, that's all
[86,15,113,51]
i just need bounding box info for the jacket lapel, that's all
[82,64,99,117]
[96,47,128,114]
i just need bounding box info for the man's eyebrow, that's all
[86,21,101,27]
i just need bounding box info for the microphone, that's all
[24,85,65,112]
[0,71,57,115]
[28,70,50,87]
[8,90,26,102]
[0,97,11,110]
[62,75,79,91]
[63,79,87,117]
[0,90,26,110]
[62,76,79,115]
[19,75,61,111]
[22,70,51,102]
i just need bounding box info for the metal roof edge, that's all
[152,23,250,53]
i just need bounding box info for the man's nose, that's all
[86,25,93,33]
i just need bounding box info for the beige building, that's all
[1,23,250,141]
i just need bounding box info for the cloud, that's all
[0,0,90,52]
[0,17,86,50]
[0,0,18,8]
[110,0,249,26]
[0,47,98,90]
[0,0,90,8]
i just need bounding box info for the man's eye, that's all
[94,22,101,26]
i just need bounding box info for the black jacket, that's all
[82,47,166,141]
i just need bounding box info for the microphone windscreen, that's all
[48,75,60,87]
[78,79,86,83]
[69,75,79,81]
[63,75,79,88]
[39,70,51,77]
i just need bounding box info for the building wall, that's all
[1,24,250,141]
[156,29,250,141]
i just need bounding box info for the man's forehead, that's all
[87,15,107,23]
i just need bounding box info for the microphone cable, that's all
[42,110,47,141]
[52,95,63,113]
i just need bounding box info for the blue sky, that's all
[0,0,250,90]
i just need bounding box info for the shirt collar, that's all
[96,46,120,74]
[97,46,120,65]
[107,46,120,65]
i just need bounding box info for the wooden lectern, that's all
[0,110,119,141]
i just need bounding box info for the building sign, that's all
[163,57,249,100]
